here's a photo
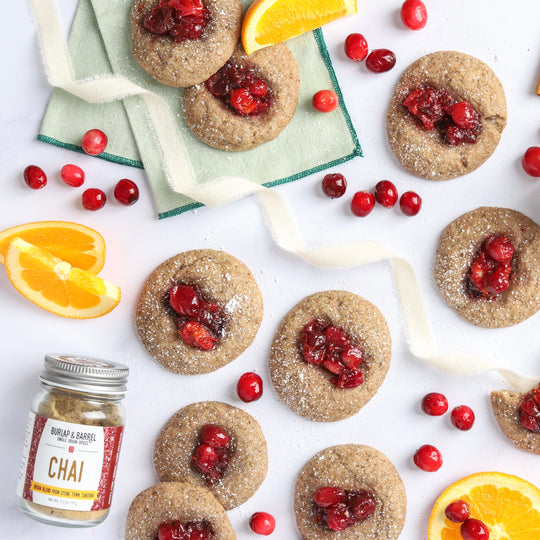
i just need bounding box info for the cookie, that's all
[434,207,540,328]
[269,291,392,422]
[154,401,268,510]
[183,43,300,151]
[136,249,263,374]
[491,388,540,455]
[387,51,507,180]
[125,481,236,540]
[131,0,242,87]
[294,444,407,540]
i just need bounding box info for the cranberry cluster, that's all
[168,284,225,350]
[300,318,364,389]
[519,384,540,433]
[205,60,272,117]
[143,0,209,42]
[404,86,483,145]
[467,235,514,299]
[191,424,230,486]
[312,486,376,531]
[445,500,490,540]
[157,519,214,540]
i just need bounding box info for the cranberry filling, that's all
[313,487,376,531]
[168,284,225,350]
[466,235,514,299]
[191,424,230,486]
[157,519,214,540]
[403,85,482,145]
[205,60,272,117]
[143,0,209,43]
[300,318,365,389]
[519,384,540,433]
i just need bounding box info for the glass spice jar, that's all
[16,353,129,527]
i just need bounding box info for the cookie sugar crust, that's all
[434,207,540,328]
[269,291,392,422]
[125,482,236,540]
[294,444,407,540]
[387,51,507,180]
[136,249,263,374]
[153,401,268,510]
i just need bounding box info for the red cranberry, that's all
[312,89,339,112]
[413,444,442,471]
[157,519,213,540]
[522,146,540,177]
[249,512,275,535]
[23,165,47,189]
[445,500,470,523]
[365,49,396,73]
[451,405,475,431]
[399,191,421,216]
[344,33,368,61]
[313,487,347,508]
[114,178,139,205]
[325,503,355,531]
[400,0,428,30]
[351,191,375,217]
[321,173,347,198]
[519,384,540,432]
[461,518,490,540]
[199,424,230,448]
[157,521,185,540]
[348,490,376,521]
[179,320,217,350]
[237,372,263,402]
[81,188,106,210]
[421,392,449,416]
[374,180,398,208]
[60,164,85,187]
[451,102,479,130]
[483,235,514,263]
[192,429,230,487]
[81,129,108,155]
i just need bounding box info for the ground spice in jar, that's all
[16,354,129,527]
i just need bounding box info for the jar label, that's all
[17,413,124,512]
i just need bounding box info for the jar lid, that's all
[41,354,129,397]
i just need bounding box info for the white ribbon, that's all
[30,0,539,392]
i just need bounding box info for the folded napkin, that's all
[38,0,361,218]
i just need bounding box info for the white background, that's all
[1,0,540,539]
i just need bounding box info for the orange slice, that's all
[242,0,357,55]
[428,471,540,540]
[0,221,105,274]
[5,237,120,319]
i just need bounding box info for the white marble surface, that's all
[1,0,540,538]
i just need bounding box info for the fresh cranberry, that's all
[374,180,398,208]
[237,372,263,402]
[199,424,230,448]
[313,487,347,508]
[249,512,275,535]
[445,500,470,523]
[399,191,421,216]
[522,146,540,177]
[81,129,108,155]
[81,188,106,210]
[179,321,217,350]
[421,392,448,416]
[451,405,475,431]
[114,178,139,205]
[519,384,540,432]
[59,164,85,187]
[400,0,427,30]
[312,89,339,112]
[461,518,490,540]
[365,49,396,73]
[344,33,368,61]
[321,173,347,198]
[351,191,375,216]
[413,444,442,471]
[192,425,230,486]
[23,165,47,189]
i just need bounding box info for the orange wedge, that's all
[5,237,120,319]
[428,472,540,540]
[242,0,357,55]
[0,221,105,274]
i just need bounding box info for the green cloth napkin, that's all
[39,0,362,218]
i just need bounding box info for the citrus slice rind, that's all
[242,0,357,55]
[0,221,105,274]
[427,471,540,540]
[4,237,120,319]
